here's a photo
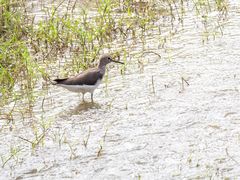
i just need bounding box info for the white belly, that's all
[57,80,101,93]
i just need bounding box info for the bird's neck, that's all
[98,65,106,75]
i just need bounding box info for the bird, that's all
[53,54,123,102]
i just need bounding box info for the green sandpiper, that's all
[53,54,123,102]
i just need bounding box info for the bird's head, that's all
[98,54,123,68]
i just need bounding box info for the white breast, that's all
[57,80,102,93]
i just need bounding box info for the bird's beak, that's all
[111,59,124,64]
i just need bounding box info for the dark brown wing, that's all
[54,68,103,86]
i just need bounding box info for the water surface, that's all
[1,1,240,179]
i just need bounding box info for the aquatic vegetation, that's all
[0,0,46,112]
[151,75,156,95]
[0,0,157,115]
[1,146,22,168]
[83,126,91,148]
[0,0,227,109]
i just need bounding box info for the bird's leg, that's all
[82,93,85,102]
[91,93,93,103]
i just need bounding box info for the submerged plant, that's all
[1,146,22,168]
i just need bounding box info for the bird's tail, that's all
[52,78,68,85]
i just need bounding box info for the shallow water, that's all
[1,1,240,179]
